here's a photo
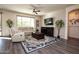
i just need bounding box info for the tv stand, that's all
[41,27,54,37]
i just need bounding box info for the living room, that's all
[0,4,71,39]
[0,4,79,54]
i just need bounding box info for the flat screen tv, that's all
[44,18,53,25]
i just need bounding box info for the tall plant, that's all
[55,20,64,38]
[6,19,13,36]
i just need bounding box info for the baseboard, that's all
[0,36,10,37]
[68,37,79,40]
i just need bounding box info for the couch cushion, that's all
[24,32,32,39]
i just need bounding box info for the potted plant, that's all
[6,19,13,36]
[55,20,64,39]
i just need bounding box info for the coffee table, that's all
[25,36,45,47]
[32,32,44,40]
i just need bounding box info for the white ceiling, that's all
[0,4,72,15]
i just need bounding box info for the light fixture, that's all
[31,4,40,15]
[33,8,40,14]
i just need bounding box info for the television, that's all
[44,18,53,25]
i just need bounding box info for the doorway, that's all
[68,9,79,39]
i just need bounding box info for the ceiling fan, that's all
[33,8,40,14]
[31,4,40,14]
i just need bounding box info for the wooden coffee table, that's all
[0,37,12,54]
[32,32,44,40]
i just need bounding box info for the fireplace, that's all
[41,27,54,37]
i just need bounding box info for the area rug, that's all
[21,37,56,53]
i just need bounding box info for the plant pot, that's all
[57,35,60,39]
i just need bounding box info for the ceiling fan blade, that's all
[35,12,38,14]
[33,9,35,12]
[37,10,40,12]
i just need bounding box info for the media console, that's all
[41,27,54,37]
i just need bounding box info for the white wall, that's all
[1,10,17,36]
[66,5,79,39]
[42,9,66,39]
[0,10,41,36]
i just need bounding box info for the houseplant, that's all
[55,20,64,38]
[6,19,13,36]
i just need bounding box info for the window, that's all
[17,16,35,28]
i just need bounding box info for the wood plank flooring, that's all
[12,42,25,54]
[0,39,12,54]
[30,39,79,54]
[12,38,79,54]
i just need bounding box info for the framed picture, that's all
[44,18,53,25]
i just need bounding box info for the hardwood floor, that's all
[0,37,79,54]
[30,39,79,54]
[12,42,25,54]
[0,39,12,54]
